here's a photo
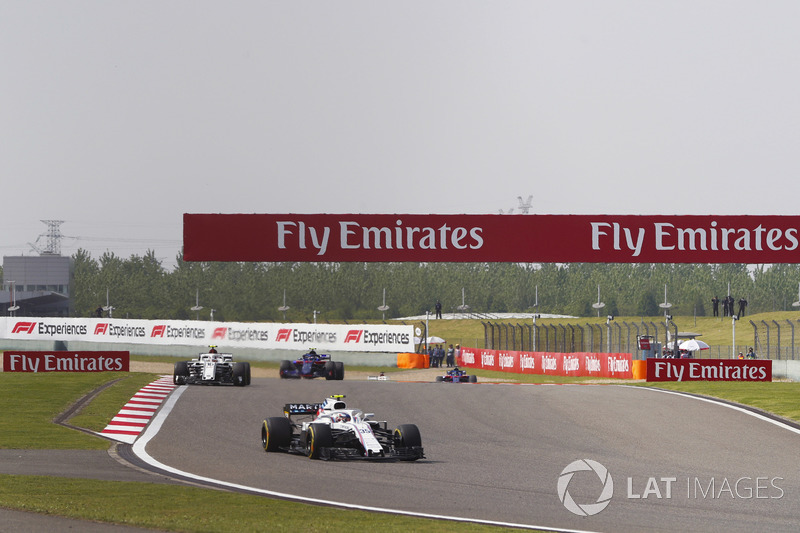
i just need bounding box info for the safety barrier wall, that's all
[458,348,633,379]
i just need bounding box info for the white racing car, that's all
[173,349,251,386]
[261,395,424,461]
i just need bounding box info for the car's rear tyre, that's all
[469,374,477,383]
[393,424,422,461]
[435,375,443,382]
[244,362,252,385]
[232,362,247,386]
[279,360,293,379]
[307,423,333,459]
[324,361,336,380]
[173,361,189,385]
[262,417,292,452]
[334,361,345,380]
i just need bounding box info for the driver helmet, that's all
[334,412,351,423]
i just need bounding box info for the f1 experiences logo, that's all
[557,459,614,516]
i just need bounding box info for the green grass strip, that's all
[0,475,517,533]
[636,381,800,423]
[0,372,159,449]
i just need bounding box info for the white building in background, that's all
[2,255,73,316]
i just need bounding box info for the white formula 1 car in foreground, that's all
[173,351,251,386]
[261,395,424,461]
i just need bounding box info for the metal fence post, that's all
[567,324,576,353]
[773,320,782,360]
[614,322,623,353]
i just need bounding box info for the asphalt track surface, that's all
[133,378,800,533]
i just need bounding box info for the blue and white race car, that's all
[261,395,424,461]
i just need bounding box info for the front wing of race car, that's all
[290,425,423,461]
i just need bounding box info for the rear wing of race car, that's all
[197,353,233,362]
[299,352,331,360]
[283,403,323,416]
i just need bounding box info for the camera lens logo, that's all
[557,459,614,516]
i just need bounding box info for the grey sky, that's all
[2,2,799,267]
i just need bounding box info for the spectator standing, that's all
[747,347,757,359]
[454,344,461,366]
[436,345,445,368]
[711,296,719,317]
[435,299,443,319]
[738,298,747,317]
[428,344,436,367]
[446,344,455,367]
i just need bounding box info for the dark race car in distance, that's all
[435,367,477,383]
[279,349,344,380]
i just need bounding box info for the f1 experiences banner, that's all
[184,213,800,263]
[458,348,633,379]
[0,318,413,353]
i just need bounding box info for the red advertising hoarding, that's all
[3,351,130,373]
[457,349,632,379]
[646,359,771,382]
[184,213,800,263]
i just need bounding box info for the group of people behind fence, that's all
[711,295,747,317]
[738,347,758,359]
[428,343,459,368]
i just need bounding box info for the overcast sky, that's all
[3,2,799,267]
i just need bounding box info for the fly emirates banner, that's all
[184,214,800,263]
[0,318,413,353]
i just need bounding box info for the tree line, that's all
[52,249,800,321]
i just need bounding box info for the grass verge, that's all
[635,381,800,423]
[0,475,510,533]
[0,372,160,449]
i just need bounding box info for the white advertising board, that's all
[0,318,414,353]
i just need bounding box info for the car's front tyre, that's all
[233,362,248,386]
[279,360,294,379]
[393,424,422,461]
[324,361,336,380]
[306,423,333,459]
[173,361,189,385]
